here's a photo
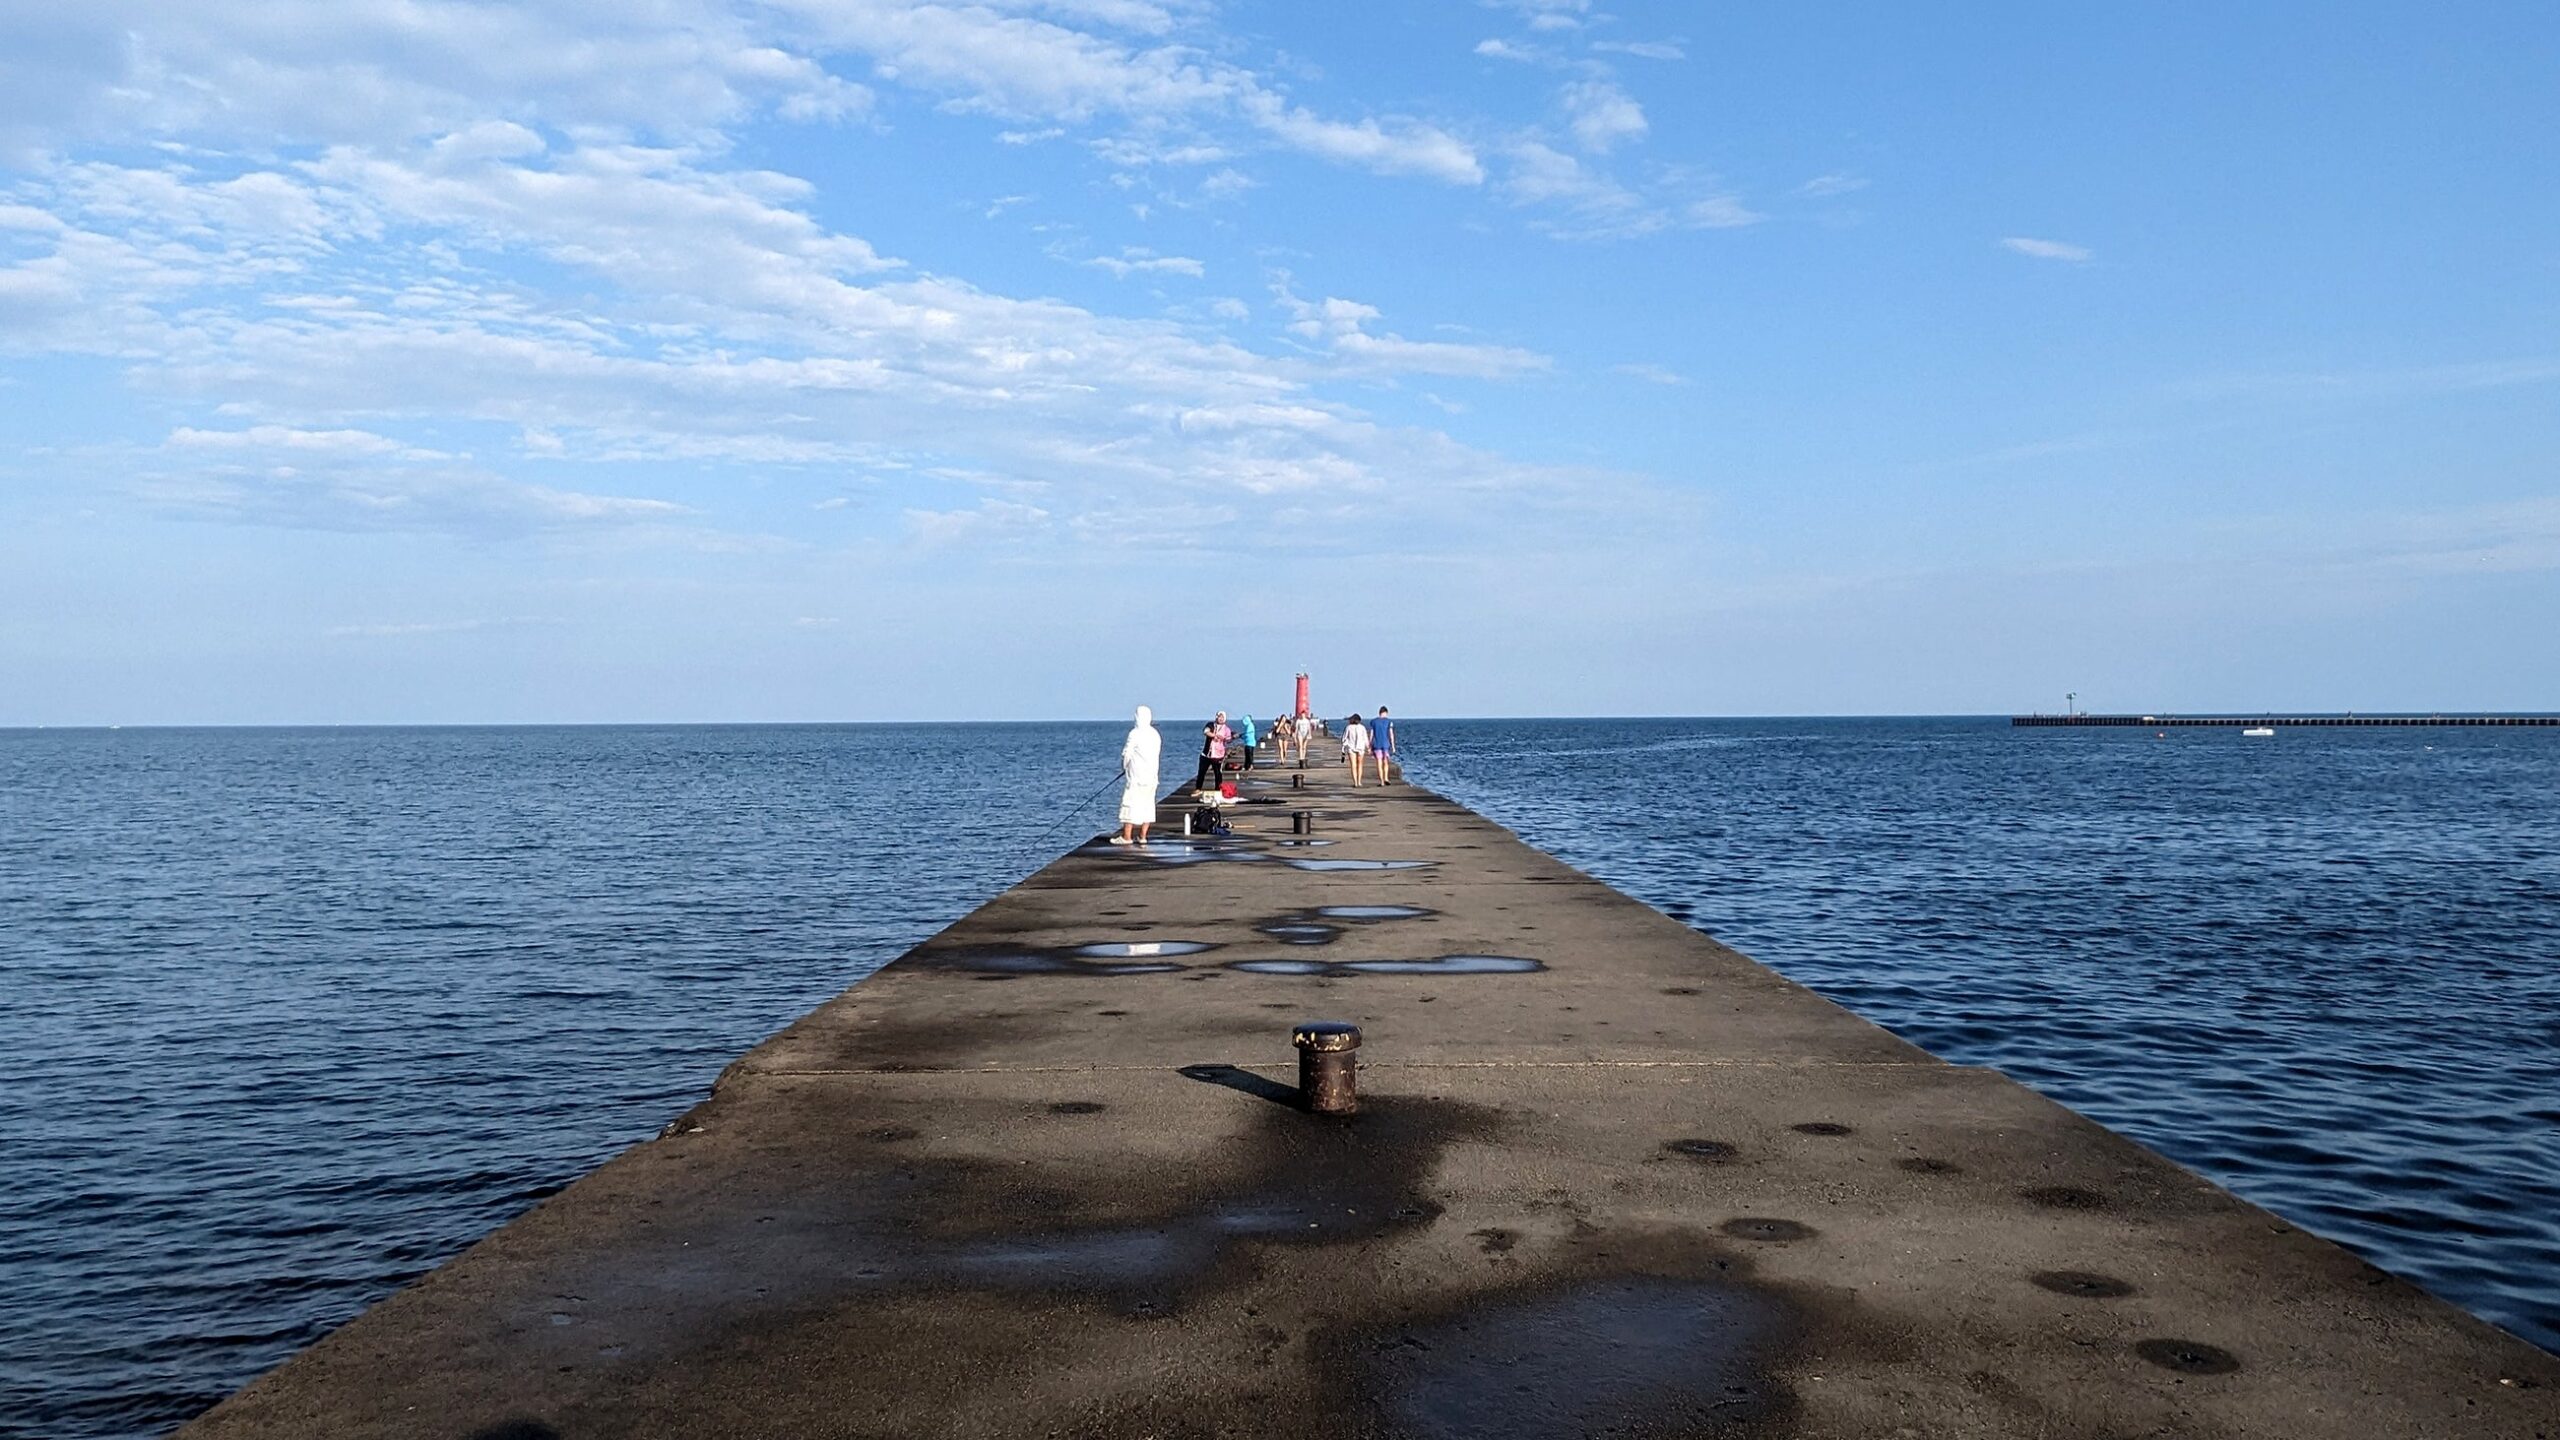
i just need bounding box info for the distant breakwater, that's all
[2013,713,2558,728]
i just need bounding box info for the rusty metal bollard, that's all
[1291,772,1305,789]
[1292,810,1313,834]
[1293,1021,1361,1114]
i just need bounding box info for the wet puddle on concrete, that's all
[1350,1275,1785,1439]
[927,948,1198,978]
[1257,923,1342,946]
[1231,956,1544,977]
[1317,905,1433,920]
[1134,842,1274,866]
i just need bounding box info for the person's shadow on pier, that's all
[1178,1063,1298,1108]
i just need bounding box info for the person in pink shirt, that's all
[1194,711,1232,793]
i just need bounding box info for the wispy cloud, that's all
[2171,357,2560,403]
[0,1,1690,571]
[323,616,546,639]
[2001,236,2093,262]
[1275,280,1549,379]
[1083,246,1205,278]
[1796,173,1868,198]
[1560,79,1646,153]
[1591,40,1685,61]
[1612,362,1686,385]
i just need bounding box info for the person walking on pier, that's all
[1195,711,1231,793]
[1342,712,1370,786]
[1371,706,1396,785]
[1237,713,1258,772]
[1112,706,1161,846]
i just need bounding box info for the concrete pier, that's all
[182,747,2559,1439]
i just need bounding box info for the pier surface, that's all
[183,751,2559,1439]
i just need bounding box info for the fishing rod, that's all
[1018,765,1128,864]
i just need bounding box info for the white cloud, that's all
[1591,40,1684,60]
[1084,246,1205,278]
[142,455,686,535]
[2171,356,2560,403]
[1683,194,1765,230]
[905,497,1050,543]
[0,4,1691,561]
[773,0,1483,185]
[1612,362,1686,385]
[1,1,873,155]
[1796,173,1867,198]
[2001,236,2093,262]
[1238,94,1482,185]
[1274,280,1548,379]
[1495,137,1761,241]
[1561,80,1646,153]
[168,424,446,461]
[1502,139,1647,221]
[323,617,544,638]
[1198,167,1256,200]
[1474,38,1537,62]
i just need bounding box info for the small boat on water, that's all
[2242,727,2276,737]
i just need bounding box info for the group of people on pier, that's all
[1109,703,1399,845]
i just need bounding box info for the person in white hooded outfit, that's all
[1112,706,1161,845]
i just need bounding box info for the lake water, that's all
[4,718,2554,1436]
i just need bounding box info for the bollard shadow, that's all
[1178,1063,1300,1108]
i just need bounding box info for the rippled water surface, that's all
[1,723,1125,1439]
[7,719,2557,1436]
[1413,717,2560,1355]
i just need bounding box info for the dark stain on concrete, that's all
[1665,1139,1739,1162]
[1046,1102,1108,1116]
[1284,858,1435,873]
[1790,1122,1854,1137]
[2020,1185,2110,1211]
[2032,1270,2137,1299]
[1471,1228,1519,1256]
[1897,1157,1963,1176]
[1323,1272,1795,1440]
[2135,1338,2243,1375]
[1719,1218,1816,1244]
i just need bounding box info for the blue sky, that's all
[2,1,2554,723]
